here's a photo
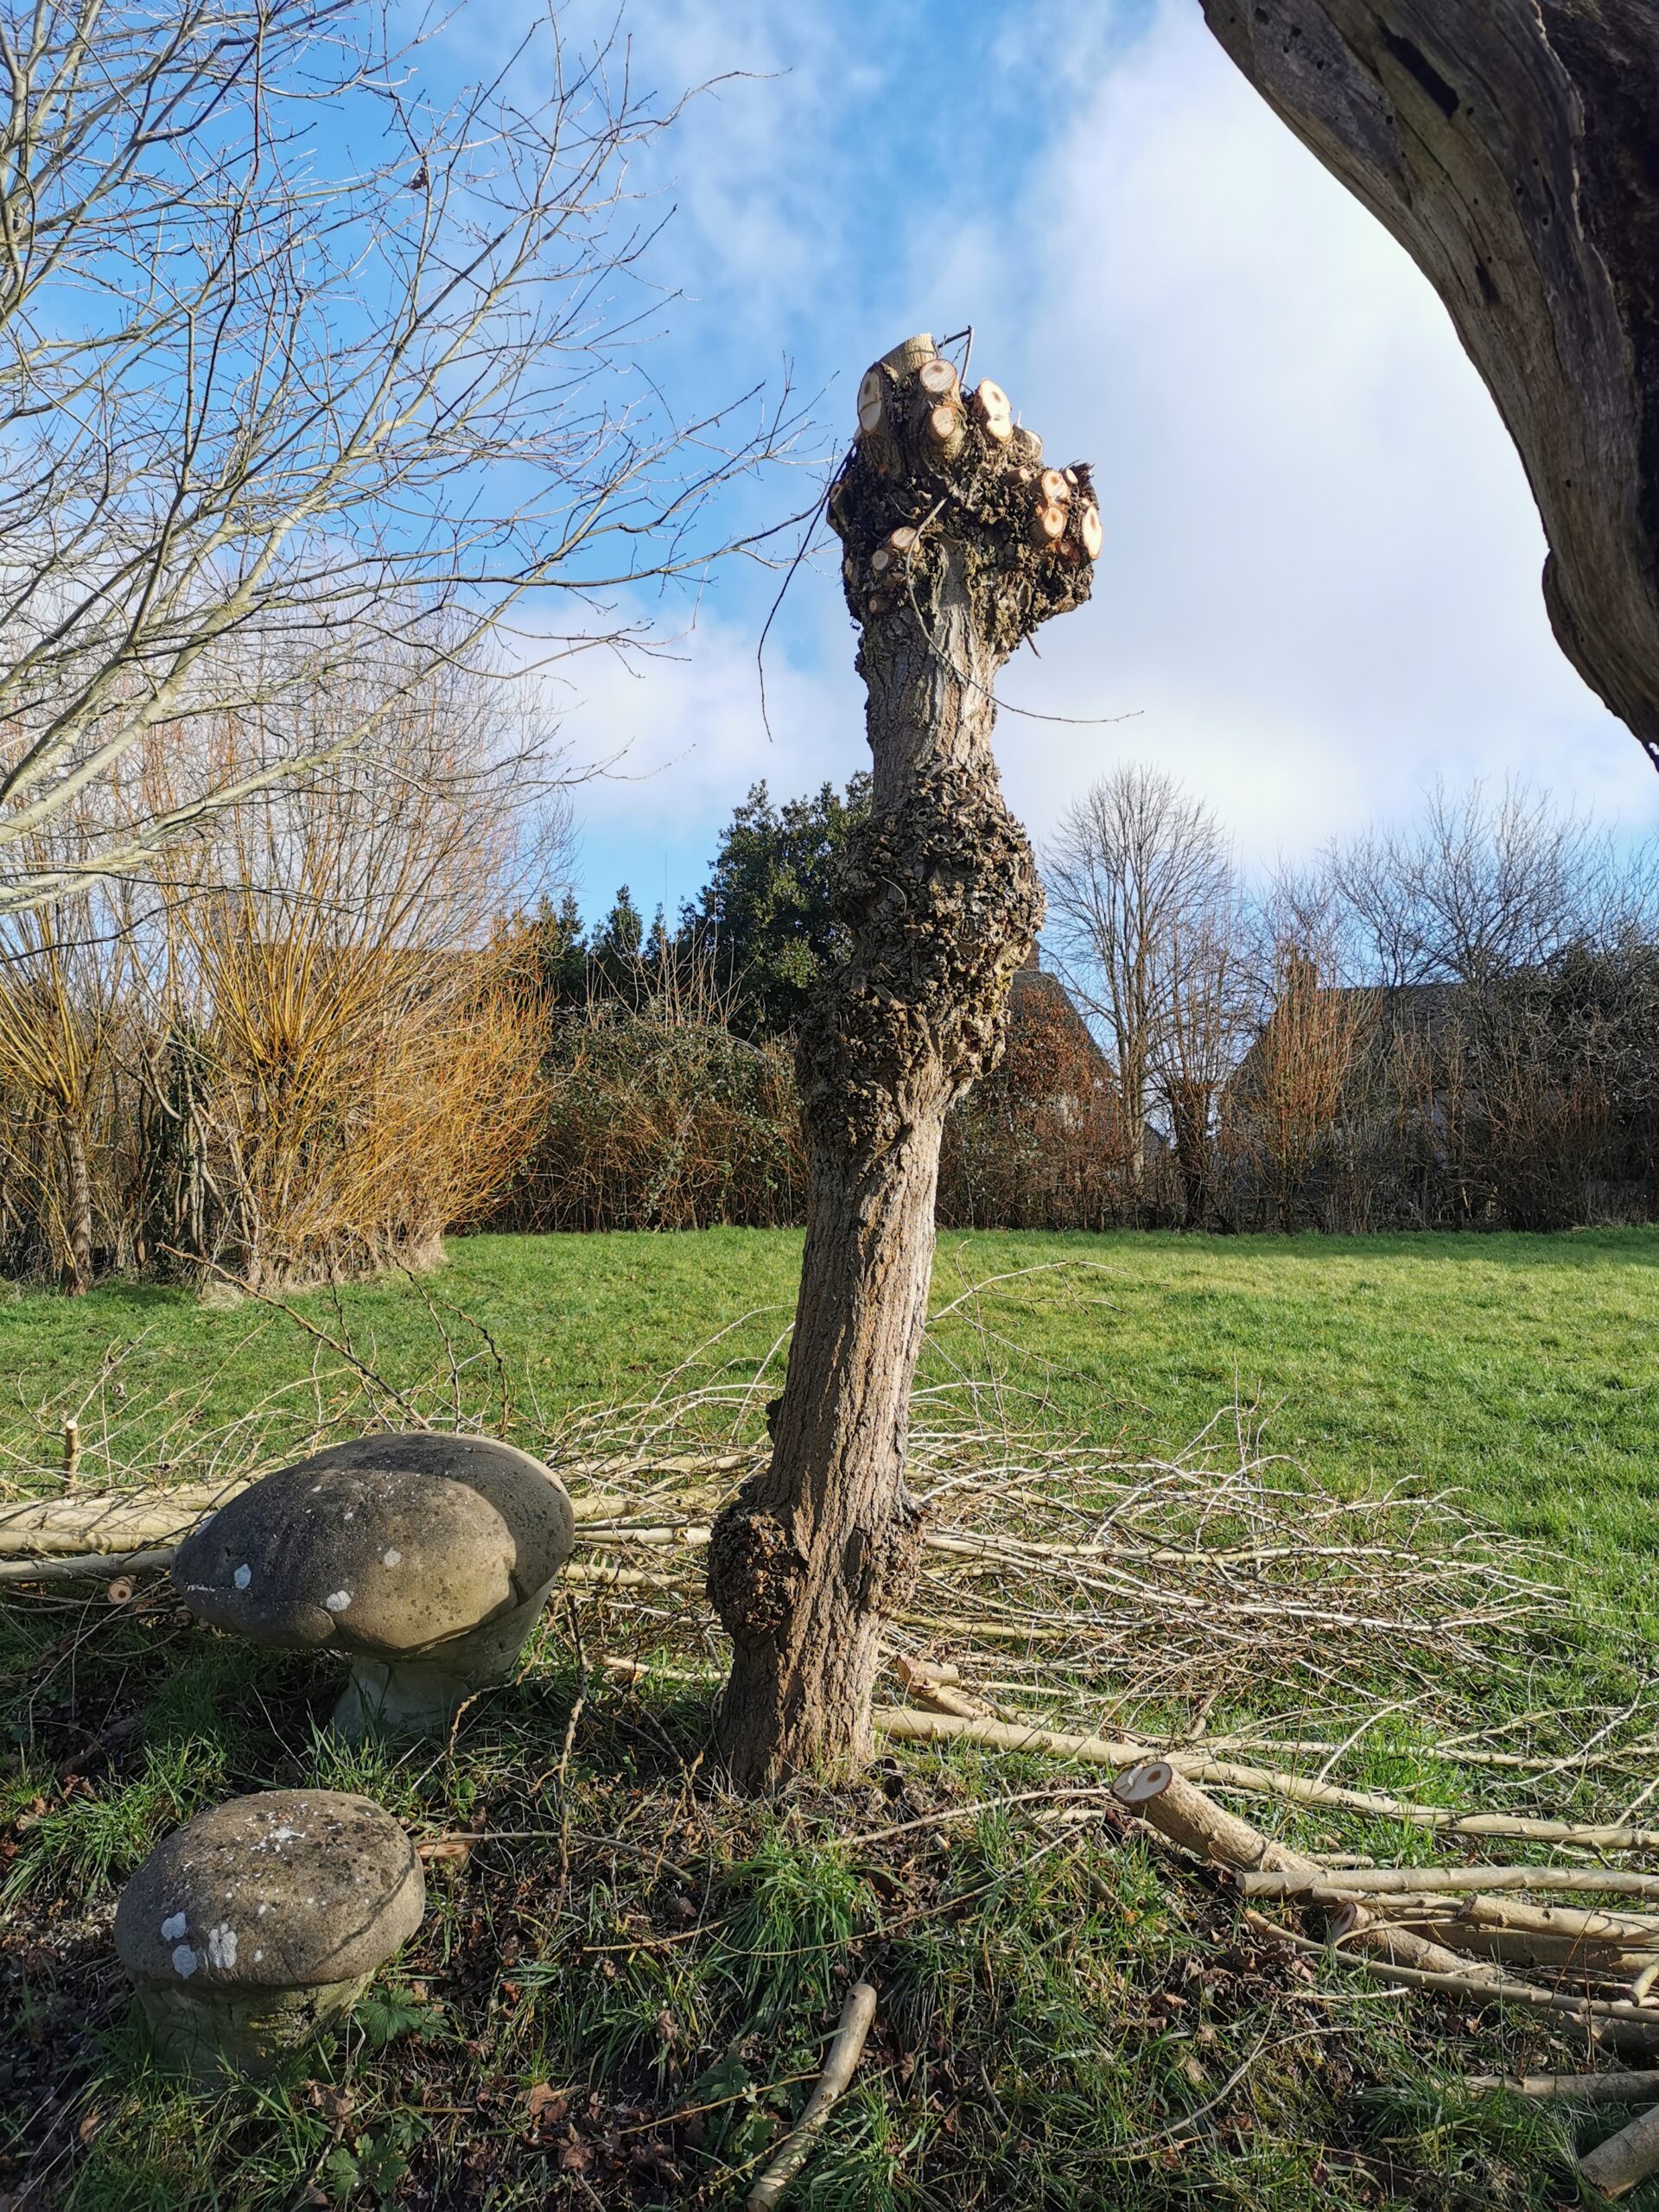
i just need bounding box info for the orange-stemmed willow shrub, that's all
[0,658,550,1289]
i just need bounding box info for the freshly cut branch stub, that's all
[1039,469,1071,505]
[1112,1759,1319,1875]
[856,369,886,435]
[878,333,937,378]
[1077,505,1103,560]
[116,1789,423,2080]
[887,526,919,556]
[1033,502,1068,545]
[172,1433,575,1738]
[970,380,1014,441]
[918,358,960,398]
[927,403,965,454]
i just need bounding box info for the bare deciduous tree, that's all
[1158,887,1253,1229]
[0,2,793,914]
[1045,765,1237,1210]
[1327,779,1611,986]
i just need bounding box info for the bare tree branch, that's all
[0,2,801,912]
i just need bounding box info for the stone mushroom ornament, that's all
[115,1789,423,2079]
[172,1433,575,1737]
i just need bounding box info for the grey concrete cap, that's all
[170,1433,575,1656]
[115,1789,423,1991]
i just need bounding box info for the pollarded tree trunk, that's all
[708,335,1100,1788]
[1199,0,1659,768]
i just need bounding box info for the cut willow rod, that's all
[1241,1868,1659,1903]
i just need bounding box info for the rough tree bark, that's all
[60,1113,93,1297]
[707,335,1099,1787]
[1199,0,1659,767]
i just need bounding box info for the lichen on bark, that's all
[709,334,1099,1789]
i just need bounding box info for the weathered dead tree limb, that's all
[1200,1,1659,766]
[1245,1911,1659,2043]
[1457,1895,1659,1949]
[874,1712,1659,1850]
[877,1706,1150,1770]
[1112,1757,1321,1876]
[708,334,1098,1786]
[0,1543,181,1586]
[1114,1760,1477,1974]
[1243,1867,1659,1903]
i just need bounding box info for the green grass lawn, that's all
[6,1224,1657,1611]
[5,1227,1659,2209]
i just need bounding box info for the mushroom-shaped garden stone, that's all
[114,1789,423,2079]
[171,1433,575,1736]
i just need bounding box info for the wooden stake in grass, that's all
[708,336,1096,1787]
[745,1980,878,2211]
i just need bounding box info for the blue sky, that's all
[421,0,1657,926]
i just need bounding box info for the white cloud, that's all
[957,2,1655,861]
[554,0,1659,917]
[563,607,855,908]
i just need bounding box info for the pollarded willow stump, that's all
[709,335,1100,1788]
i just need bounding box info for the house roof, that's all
[1009,953,1107,1066]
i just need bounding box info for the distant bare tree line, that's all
[8,717,1656,1281]
[1044,766,1659,1232]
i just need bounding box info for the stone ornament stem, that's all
[709,333,1098,1787]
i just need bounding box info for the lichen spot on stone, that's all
[233,1563,252,1590]
[382,1548,402,1567]
[254,1949,264,1962]
[160,1912,187,1941]
[172,1944,199,1977]
[207,1923,238,1967]
[324,1589,352,1612]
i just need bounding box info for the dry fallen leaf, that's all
[525,2082,568,2140]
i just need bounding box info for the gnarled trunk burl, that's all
[709,335,1099,1788]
